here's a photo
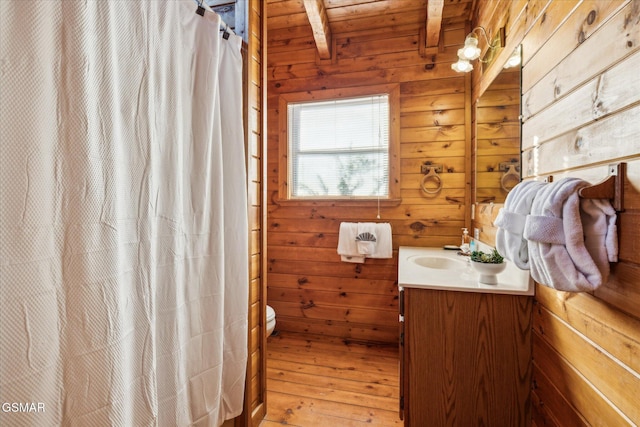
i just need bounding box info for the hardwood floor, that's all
[261,331,403,426]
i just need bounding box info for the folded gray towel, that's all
[524,177,617,292]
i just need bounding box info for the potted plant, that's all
[470,249,506,284]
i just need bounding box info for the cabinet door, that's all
[399,288,405,420]
[404,288,532,427]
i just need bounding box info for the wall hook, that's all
[578,162,626,212]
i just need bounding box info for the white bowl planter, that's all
[471,261,507,285]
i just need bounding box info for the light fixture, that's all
[503,45,521,69]
[451,26,504,73]
[451,49,473,72]
[461,34,481,60]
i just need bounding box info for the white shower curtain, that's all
[0,1,248,426]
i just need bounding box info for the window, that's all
[277,84,400,204]
[287,95,389,199]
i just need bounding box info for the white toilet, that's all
[266,305,276,336]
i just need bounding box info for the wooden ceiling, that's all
[267,0,475,57]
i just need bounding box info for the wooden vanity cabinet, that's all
[399,287,533,426]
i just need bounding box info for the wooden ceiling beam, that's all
[425,0,444,48]
[303,0,333,60]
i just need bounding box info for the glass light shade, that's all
[504,55,521,69]
[462,34,481,60]
[504,46,522,69]
[451,58,473,73]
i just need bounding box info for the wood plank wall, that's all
[242,0,266,425]
[472,1,640,425]
[266,1,471,344]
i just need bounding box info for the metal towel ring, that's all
[421,167,443,195]
[501,164,520,192]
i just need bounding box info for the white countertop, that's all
[398,246,534,296]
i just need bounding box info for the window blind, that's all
[288,95,389,198]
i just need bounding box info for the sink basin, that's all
[398,246,534,296]
[410,255,467,270]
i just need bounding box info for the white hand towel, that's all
[494,180,546,269]
[524,177,614,292]
[369,223,393,259]
[338,222,365,263]
[341,254,366,263]
[356,222,378,255]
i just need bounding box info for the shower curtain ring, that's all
[196,0,205,16]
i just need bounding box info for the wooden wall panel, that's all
[241,0,266,425]
[521,0,628,96]
[266,18,470,343]
[475,1,640,426]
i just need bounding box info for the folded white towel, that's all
[340,255,366,263]
[494,180,546,269]
[524,177,616,292]
[368,222,393,259]
[338,222,364,263]
[356,222,378,255]
[338,222,393,262]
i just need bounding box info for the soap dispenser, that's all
[461,228,471,254]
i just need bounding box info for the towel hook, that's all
[500,164,521,192]
[578,162,626,212]
[421,166,443,195]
